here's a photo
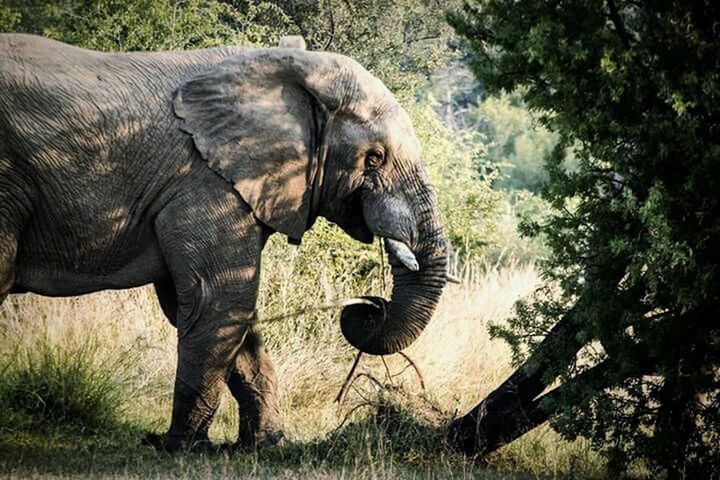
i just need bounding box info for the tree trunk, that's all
[448,254,631,456]
[448,354,652,456]
[448,311,584,455]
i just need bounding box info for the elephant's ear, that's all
[173,50,332,243]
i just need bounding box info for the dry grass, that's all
[0,254,606,478]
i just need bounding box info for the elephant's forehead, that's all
[351,113,420,156]
[383,110,421,157]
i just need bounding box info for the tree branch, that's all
[448,310,584,455]
[607,0,633,48]
[449,354,654,456]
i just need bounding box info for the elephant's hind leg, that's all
[0,233,16,304]
[154,279,282,451]
[0,159,32,303]
[152,278,214,446]
[154,277,252,452]
[227,325,283,449]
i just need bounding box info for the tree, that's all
[234,0,460,98]
[449,1,720,477]
[0,0,291,50]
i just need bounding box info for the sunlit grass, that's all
[0,248,606,478]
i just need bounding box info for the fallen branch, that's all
[448,308,586,455]
[451,355,656,456]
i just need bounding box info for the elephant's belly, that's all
[14,240,168,297]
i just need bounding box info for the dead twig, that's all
[398,351,426,390]
[381,356,394,386]
[322,0,335,51]
[352,372,387,392]
[335,351,363,404]
[329,401,375,436]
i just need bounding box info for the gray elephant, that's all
[0,34,448,451]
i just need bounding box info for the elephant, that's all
[0,33,449,451]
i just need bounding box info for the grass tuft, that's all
[0,334,135,433]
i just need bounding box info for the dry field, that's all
[0,251,605,478]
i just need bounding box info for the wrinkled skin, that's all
[0,34,448,451]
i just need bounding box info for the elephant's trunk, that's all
[340,188,448,355]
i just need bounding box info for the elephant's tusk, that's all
[341,298,383,309]
[384,238,420,272]
[445,272,462,284]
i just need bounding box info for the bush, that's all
[0,334,135,432]
[469,91,559,193]
[452,0,720,475]
[258,218,386,349]
[2,0,291,51]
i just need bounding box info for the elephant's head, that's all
[173,47,448,355]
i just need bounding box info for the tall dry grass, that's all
[0,260,536,430]
[0,242,605,477]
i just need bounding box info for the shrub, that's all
[0,334,135,432]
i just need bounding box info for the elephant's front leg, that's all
[227,325,283,449]
[152,186,271,452]
[163,309,252,452]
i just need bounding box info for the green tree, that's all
[470,91,558,192]
[449,1,720,477]
[1,0,290,50]
[251,0,460,98]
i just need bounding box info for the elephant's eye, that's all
[365,149,385,170]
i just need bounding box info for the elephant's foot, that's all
[141,430,284,454]
[235,429,285,451]
[141,432,218,454]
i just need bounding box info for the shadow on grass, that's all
[0,402,494,479]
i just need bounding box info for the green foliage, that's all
[0,2,20,31]
[0,335,135,432]
[266,0,461,99]
[409,97,501,263]
[428,64,557,262]
[1,0,290,50]
[429,64,565,193]
[452,0,720,475]
[258,218,386,348]
[470,91,559,192]
[2,0,460,98]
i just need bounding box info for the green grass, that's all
[0,342,605,480]
[0,334,138,434]
[0,404,571,479]
[0,396,484,479]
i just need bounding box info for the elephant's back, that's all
[0,35,248,286]
[0,33,247,95]
[0,33,101,66]
[0,34,246,172]
[0,34,247,207]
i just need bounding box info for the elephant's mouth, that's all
[335,190,374,244]
[334,190,420,271]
